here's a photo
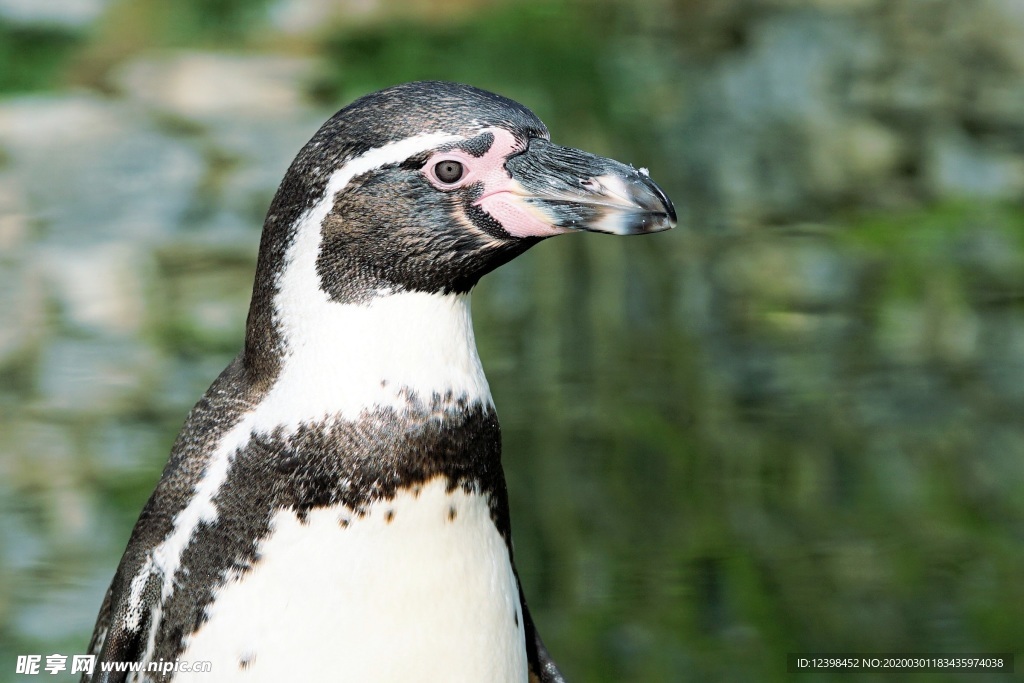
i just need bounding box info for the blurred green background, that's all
[1,0,1023,681]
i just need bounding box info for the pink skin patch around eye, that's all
[422,127,571,239]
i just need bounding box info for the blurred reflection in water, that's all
[1,1,1024,682]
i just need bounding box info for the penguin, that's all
[83,81,675,683]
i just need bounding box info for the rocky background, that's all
[1,1,1023,681]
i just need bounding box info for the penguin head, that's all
[259,81,676,303]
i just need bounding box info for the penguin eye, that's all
[434,160,464,184]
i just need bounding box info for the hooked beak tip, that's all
[641,172,677,227]
[582,169,677,235]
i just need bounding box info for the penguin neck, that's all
[245,266,493,430]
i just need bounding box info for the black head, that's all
[244,81,675,375]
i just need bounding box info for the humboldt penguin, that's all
[84,81,675,683]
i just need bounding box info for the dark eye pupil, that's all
[435,160,464,184]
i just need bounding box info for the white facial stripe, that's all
[269,131,494,428]
[275,130,463,336]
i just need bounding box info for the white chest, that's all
[176,477,527,682]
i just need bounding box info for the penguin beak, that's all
[485,138,677,238]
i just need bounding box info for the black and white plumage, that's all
[84,81,675,683]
